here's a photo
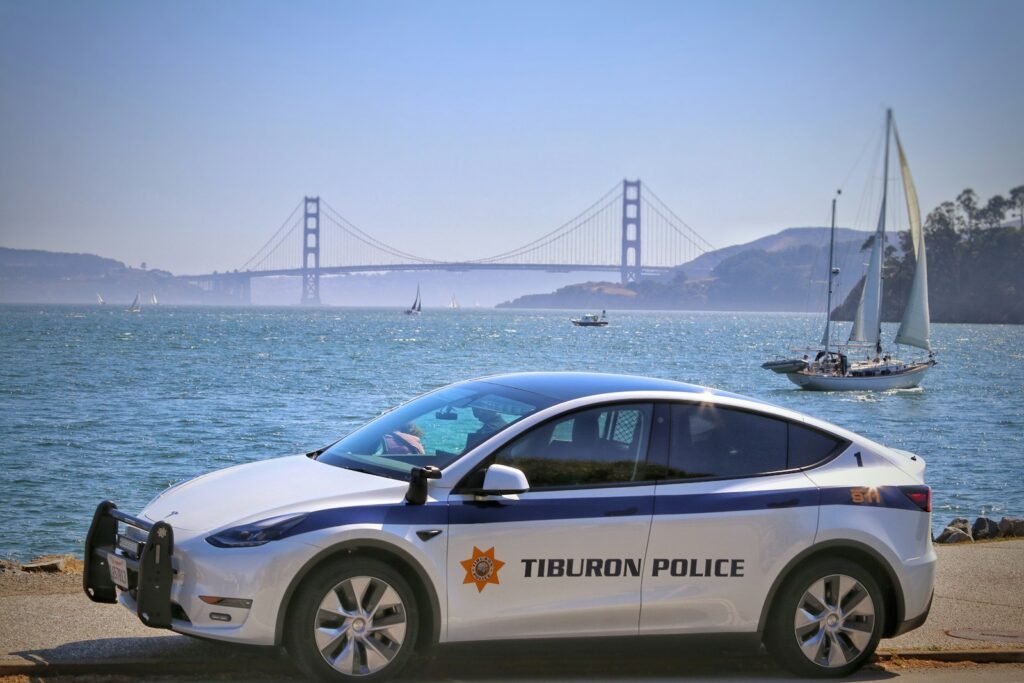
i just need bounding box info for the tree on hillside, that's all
[957,188,979,231]
[978,195,1008,228]
[1010,185,1024,229]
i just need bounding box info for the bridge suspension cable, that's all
[643,185,717,253]
[468,182,623,264]
[320,200,442,264]
[238,198,304,271]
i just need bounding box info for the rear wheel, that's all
[765,558,884,677]
[286,558,418,682]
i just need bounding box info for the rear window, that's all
[664,403,846,480]
[788,422,846,468]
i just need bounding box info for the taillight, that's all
[901,485,931,512]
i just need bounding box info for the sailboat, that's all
[96,293,106,305]
[404,285,422,315]
[150,293,159,305]
[766,109,935,391]
[127,293,142,313]
[449,295,459,310]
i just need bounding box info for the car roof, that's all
[471,371,756,404]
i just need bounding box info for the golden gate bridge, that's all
[180,179,715,304]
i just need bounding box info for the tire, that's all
[285,558,419,682]
[764,558,884,678]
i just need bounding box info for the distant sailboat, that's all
[127,294,142,313]
[404,285,422,315]
[764,109,935,391]
[449,295,459,310]
[96,293,106,305]
[150,294,159,305]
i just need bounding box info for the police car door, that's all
[640,401,841,634]
[447,402,658,641]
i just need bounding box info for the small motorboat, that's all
[571,311,608,327]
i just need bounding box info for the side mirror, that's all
[480,464,529,495]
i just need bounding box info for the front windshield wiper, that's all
[342,465,404,480]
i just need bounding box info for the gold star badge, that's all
[460,546,505,592]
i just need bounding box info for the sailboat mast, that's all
[875,108,892,355]
[823,192,839,354]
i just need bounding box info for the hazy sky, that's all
[1,0,1021,274]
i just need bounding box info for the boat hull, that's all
[571,320,608,327]
[785,362,932,391]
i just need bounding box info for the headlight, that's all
[205,512,309,548]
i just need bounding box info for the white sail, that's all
[849,212,885,349]
[849,110,891,352]
[894,130,931,351]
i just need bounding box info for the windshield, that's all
[317,381,553,479]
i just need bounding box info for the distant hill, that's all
[499,223,1024,324]
[668,227,899,280]
[0,248,215,304]
[500,227,895,313]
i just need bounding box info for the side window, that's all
[788,422,846,468]
[667,403,788,479]
[495,403,654,489]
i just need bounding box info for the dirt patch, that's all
[881,655,986,670]
[0,555,84,598]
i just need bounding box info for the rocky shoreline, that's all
[934,516,1024,544]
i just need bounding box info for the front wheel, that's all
[765,558,884,678]
[286,558,419,682]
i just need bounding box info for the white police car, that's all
[84,372,935,680]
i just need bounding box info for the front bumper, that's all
[83,500,322,646]
[83,500,175,628]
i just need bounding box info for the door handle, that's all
[604,506,639,517]
[767,497,799,509]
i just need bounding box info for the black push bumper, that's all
[83,500,176,628]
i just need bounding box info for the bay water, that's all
[1,304,1021,560]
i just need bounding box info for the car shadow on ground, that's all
[407,637,900,681]
[7,635,901,682]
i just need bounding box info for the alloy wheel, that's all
[313,575,408,676]
[793,573,876,668]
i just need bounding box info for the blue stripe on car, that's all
[278,486,920,539]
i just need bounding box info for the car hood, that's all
[141,454,407,533]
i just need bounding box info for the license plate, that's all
[108,554,129,589]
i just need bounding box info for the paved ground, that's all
[4,662,1024,682]
[1,540,1021,680]
[879,538,1024,652]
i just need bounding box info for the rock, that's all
[935,527,973,544]
[935,518,973,543]
[948,517,972,535]
[972,517,1001,541]
[21,555,69,573]
[998,517,1024,538]
[0,558,22,574]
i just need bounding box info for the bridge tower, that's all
[301,196,321,305]
[620,179,642,284]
